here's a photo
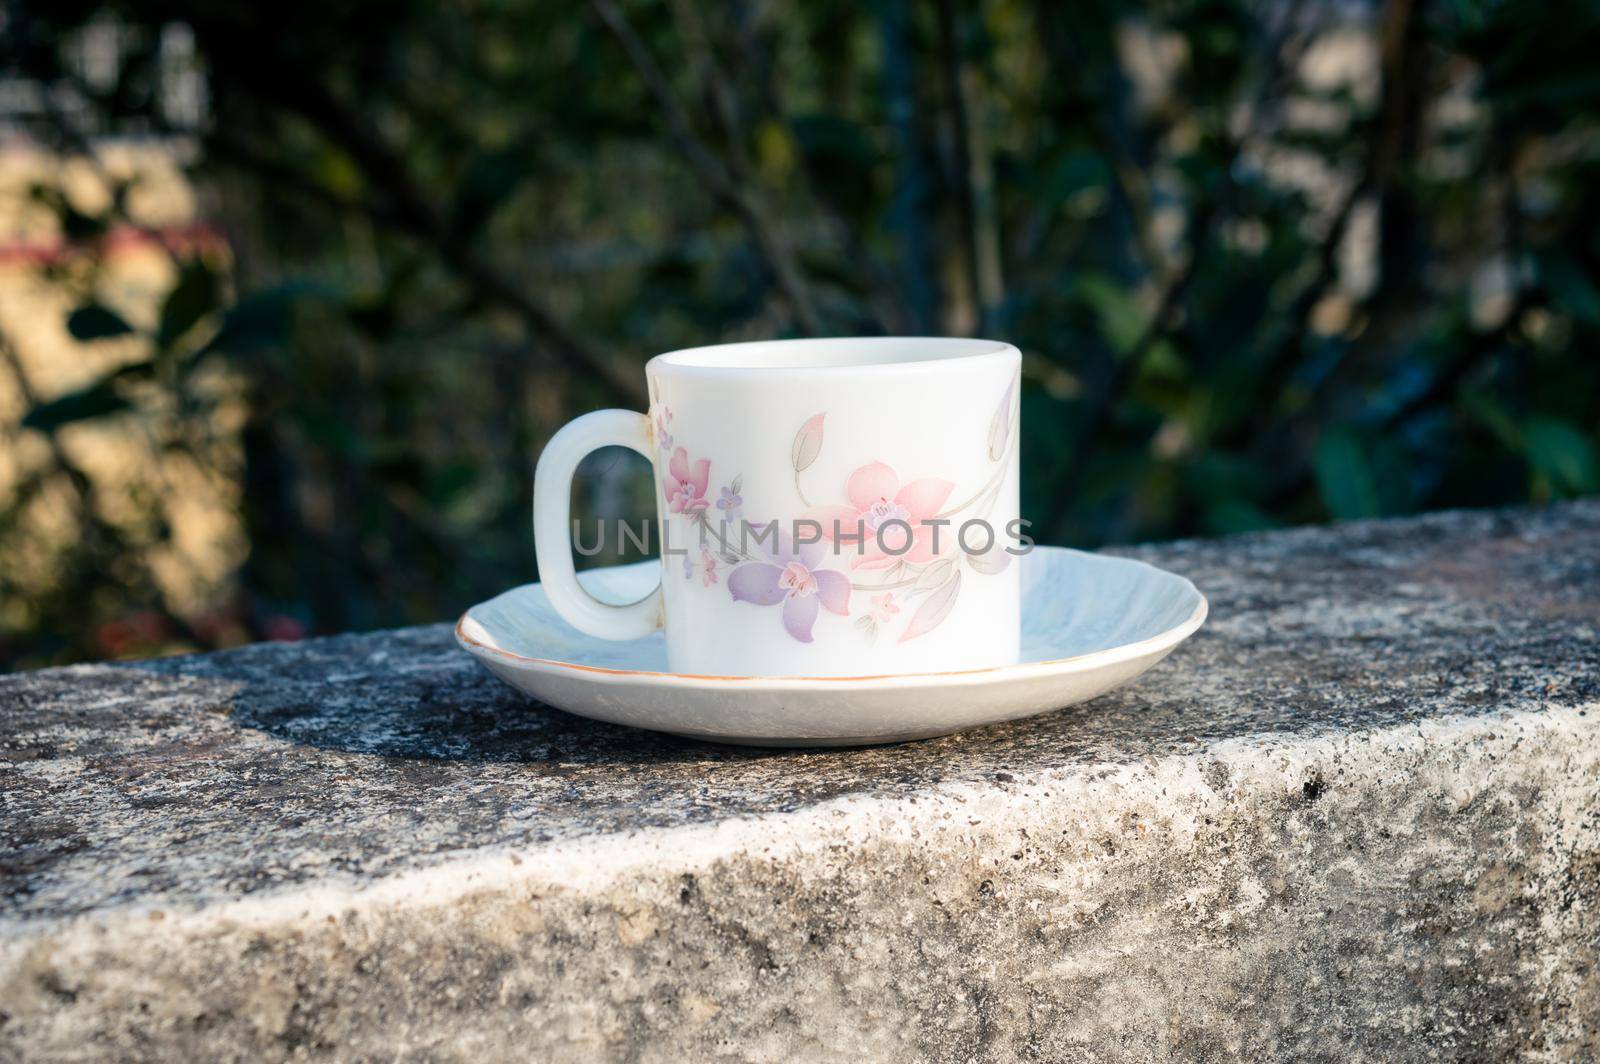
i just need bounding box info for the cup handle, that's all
[533,409,662,641]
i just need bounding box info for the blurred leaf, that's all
[790,114,877,215]
[1539,255,1600,326]
[791,114,876,167]
[61,206,108,242]
[1140,340,1186,381]
[201,284,318,358]
[1315,428,1413,520]
[1051,151,1112,196]
[21,364,150,432]
[343,293,397,339]
[32,185,109,242]
[23,387,129,432]
[157,259,221,349]
[1461,392,1523,451]
[755,120,797,183]
[1314,428,1380,520]
[427,461,478,507]
[313,149,364,199]
[452,141,534,238]
[66,304,135,341]
[298,408,364,457]
[1524,417,1598,495]
[1202,499,1278,535]
[1077,274,1145,355]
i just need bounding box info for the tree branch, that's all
[874,0,938,332]
[724,0,899,331]
[59,43,646,407]
[665,0,749,177]
[261,76,647,406]
[1226,172,1373,448]
[1043,195,1224,539]
[1238,0,1431,460]
[589,0,823,334]
[934,0,982,330]
[1034,0,1168,281]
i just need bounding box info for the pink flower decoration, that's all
[727,528,850,642]
[664,447,711,513]
[806,461,955,570]
[869,591,901,625]
[700,550,719,587]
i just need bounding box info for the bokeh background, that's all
[1,0,1595,668]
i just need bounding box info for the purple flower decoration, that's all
[651,405,674,452]
[716,485,743,519]
[727,530,850,642]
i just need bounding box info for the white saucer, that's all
[456,546,1206,746]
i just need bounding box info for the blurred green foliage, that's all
[1,0,1597,667]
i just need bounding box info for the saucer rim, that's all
[454,549,1208,690]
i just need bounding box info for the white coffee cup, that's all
[533,337,1023,678]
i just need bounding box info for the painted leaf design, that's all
[988,375,1017,462]
[899,571,960,643]
[792,413,825,472]
[965,546,1012,575]
[913,557,956,593]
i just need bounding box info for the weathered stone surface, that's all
[2,502,1598,1062]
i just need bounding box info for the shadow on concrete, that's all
[119,630,851,766]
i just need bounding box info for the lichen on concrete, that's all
[3,502,1598,1061]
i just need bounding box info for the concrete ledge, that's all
[3,502,1599,1061]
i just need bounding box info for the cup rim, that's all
[647,336,1018,378]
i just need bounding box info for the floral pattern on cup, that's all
[650,372,1018,646]
[664,447,711,514]
[869,591,900,623]
[727,529,851,643]
[804,462,954,570]
[716,482,743,521]
[650,404,674,452]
